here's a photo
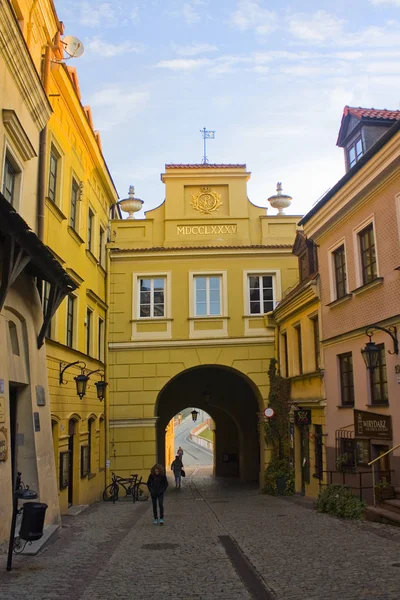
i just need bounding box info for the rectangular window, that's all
[48,147,59,203]
[66,295,75,348]
[195,276,221,316]
[333,245,347,299]
[339,352,355,406]
[70,178,79,230]
[359,224,377,285]
[248,275,274,314]
[311,316,320,370]
[348,137,363,168]
[139,278,165,318]
[3,157,16,205]
[86,308,92,355]
[88,209,94,252]
[80,445,89,478]
[98,318,104,362]
[294,325,303,375]
[99,226,105,266]
[370,344,388,405]
[281,332,289,377]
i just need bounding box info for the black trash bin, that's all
[19,502,48,542]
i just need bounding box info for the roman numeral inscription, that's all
[177,224,237,235]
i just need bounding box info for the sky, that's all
[55,0,400,217]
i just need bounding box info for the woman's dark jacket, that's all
[147,473,168,497]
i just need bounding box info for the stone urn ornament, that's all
[268,182,292,215]
[118,185,144,219]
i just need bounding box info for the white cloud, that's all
[288,10,344,42]
[230,0,277,35]
[79,2,119,27]
[86,37,144,57]
[173,43,218,56]
[155,58,211,70]
[89,86,149,130]
[183,2,201,24]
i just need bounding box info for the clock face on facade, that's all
[190,187,222,215]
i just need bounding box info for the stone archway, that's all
[155,365,262,483]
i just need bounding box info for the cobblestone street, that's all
[2,467,400,599]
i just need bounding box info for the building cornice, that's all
[0,1,52,130]
[109,336,274,350]
[109,245,293,260]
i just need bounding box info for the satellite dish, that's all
[62,36,85,58]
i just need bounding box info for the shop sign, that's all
[354,409,392,440]
[0,426,8,461]
[294,409,312,426]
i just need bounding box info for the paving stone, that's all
[1,467,400,599]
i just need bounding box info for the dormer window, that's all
[348,137,363,169]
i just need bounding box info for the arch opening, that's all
[155,365,262,483]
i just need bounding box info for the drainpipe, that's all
[104,231,112,485]
[37,45,51,240]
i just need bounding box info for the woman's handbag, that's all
[181,469,186,478]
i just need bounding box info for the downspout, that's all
[37,45,51,240]
[104,228,112,485]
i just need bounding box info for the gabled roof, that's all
[337,105,400,146]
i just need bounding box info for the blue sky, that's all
[56,0,400,216]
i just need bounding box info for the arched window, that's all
[8,321,19,355]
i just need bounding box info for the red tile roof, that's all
[112,244,292,253]
[165,163,247,169]
[343,106,400,121]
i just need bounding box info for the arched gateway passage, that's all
[155,365,262,483]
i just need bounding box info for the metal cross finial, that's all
[200,127,215,164]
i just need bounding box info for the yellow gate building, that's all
[108,164,300,484]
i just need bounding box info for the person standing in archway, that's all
[171,454,184,488]
[147,464,168,525]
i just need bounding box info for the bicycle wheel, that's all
[135,482,150,502]
[103,482,118,502]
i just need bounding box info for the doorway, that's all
[371,444,391,483]
[299,425,310,495]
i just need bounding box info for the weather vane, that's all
[200,127,215,164]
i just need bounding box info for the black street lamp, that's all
[191,409,199,422]
[95,379,108,401]
[361,326,398,373]
[74,372,89,399]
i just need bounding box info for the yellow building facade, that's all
[11,0,120,512]
[43,58,119,511]
[273,231,325,497]
[108,164,300,485]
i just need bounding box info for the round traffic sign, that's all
[264,407,274,418]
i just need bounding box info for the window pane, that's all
[209,301,220,315]
[250,301,260,314]
[262,276,273,288]
[249,276,259,290]
[153,304,164,317]
[209,277,220,291]
[196,302,207,316]
[209,289,220,303]
[263,288,273,301]
[196,289,206,303]
[140,305,150,317]
[140,291,151,305]
[140,279,151,292]
[356,138,363,159]
[154,291,164,304]
[153,279,164,291]
[349,146,356,167]
[263,300,273,313]
[195,277,207,291]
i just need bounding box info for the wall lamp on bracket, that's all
[86,369,108,401]
[361,325,398,373]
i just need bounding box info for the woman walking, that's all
[147,464,168,525]
[171,455,184,488]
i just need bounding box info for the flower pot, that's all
[276,475,287,495]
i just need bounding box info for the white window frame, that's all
[47,136,64,209]
[193,275,222,317]
[352,214,379,289]
[246,273,276,316]
[242,270,281,317]
[133,272,171,320]
[98,317,105,362]
[99,223,106,267]
[328,237,348,302]
[2,142,23,210]
[66,293,78,349]
[85,306,93,356]
[87,206,95,253]
[189,271,228,319]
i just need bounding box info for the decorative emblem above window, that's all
[190,187,222,215]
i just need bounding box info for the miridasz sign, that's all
[177,224,237,235]
[354,409,392,440]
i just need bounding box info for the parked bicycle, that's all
[103,472,149,503]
